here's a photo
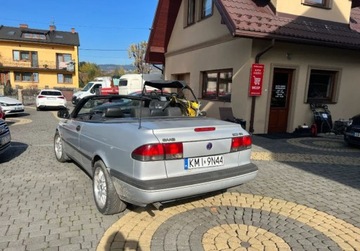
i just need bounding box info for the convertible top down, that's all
[54,81,257,214]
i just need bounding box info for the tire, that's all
[54,132,70,162]
[93,160,126,215]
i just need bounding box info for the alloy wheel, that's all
[94,168,107,208]
[54,135,63,159]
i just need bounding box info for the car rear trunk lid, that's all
[140,117,250,177]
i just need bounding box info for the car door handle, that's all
[76,125,81,131]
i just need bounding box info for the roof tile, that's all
[217,0,360,49]
[0,25,79,46]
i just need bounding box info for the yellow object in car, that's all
[187,101,200,117]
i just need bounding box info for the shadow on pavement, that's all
[0,142,28,163]
[6,113,31,118]
[252,134,360,190]
[127,189,227,217]
[99,231,142,251]
[255,132,299,139]
[286,161,360,189]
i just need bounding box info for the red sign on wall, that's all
[249,64,265,96]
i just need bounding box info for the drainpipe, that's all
[249,39,275,133]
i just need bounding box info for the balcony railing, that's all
[0,58,75,72]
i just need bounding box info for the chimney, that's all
[19,24,28,29]
[49,25,56,31]
[71,28,76,34]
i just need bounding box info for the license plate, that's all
[184,155,224,169]
[354,132,360,137]
[1,134,10,145]
[47,97,56,100]
[15,106,21,110]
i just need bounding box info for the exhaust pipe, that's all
[152,202,164,211]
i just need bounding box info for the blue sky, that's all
[0,0,158,65]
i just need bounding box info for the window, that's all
[201,0,213,19]
[13,50,31,61]
[187,0,196,25]
[57,74,73,84]
[202,69,232,102]
[307,69,338,103]
[14,72,39,82]
[57,53,72,69]
[302,0,331,8]
[119,79,128,86]
[22,32,46,40]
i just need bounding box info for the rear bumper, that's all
[37,104,66,109]
[3,108,24,114]
[110,163,258,206]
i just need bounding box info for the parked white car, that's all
[36,89,67,111]
[0,95,25,116]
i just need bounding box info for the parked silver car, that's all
[54,81,257,215]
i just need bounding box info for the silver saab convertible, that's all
[54,80,257,215]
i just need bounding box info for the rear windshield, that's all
[41,91,62,96]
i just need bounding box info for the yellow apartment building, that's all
[0,24,79,90]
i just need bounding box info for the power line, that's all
[80,48,128,51]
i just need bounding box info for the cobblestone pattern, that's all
[152,207,339,251]
[1,107,123,251]
[98,135,360,250]
[2,107,360,251]
[98,193,360,251]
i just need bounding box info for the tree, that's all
[78,62,102,87]
[128,41,151,74]
[111,67,126,78]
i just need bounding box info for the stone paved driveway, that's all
[1,107,124,251]
[1,106,360,251]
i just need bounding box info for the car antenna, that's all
[138,72,145,129]
[138,98,144,129]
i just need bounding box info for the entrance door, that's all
[268,68,293,133]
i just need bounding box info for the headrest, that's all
[104,107,123,118]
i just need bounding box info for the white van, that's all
[72,76,117,104]
[118,73,163,95]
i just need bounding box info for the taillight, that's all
[132,142,183,161]
[163,142,183,159]
[58,96,65,99]
[231,135,252,152]
[37,95,45,99]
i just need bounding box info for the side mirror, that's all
[57,109,70,119]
